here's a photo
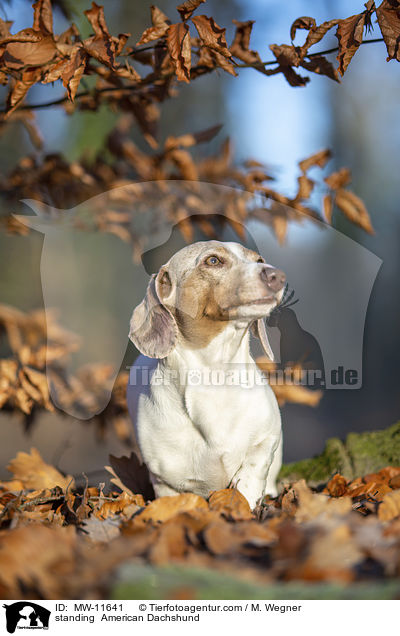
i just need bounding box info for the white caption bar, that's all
[1,599,396,635]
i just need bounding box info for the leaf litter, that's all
[1,447,400,598]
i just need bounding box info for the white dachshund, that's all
[127,241,286,509]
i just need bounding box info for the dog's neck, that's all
[165,321,253,370]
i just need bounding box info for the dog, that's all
[127,240,286,509]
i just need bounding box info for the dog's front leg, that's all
[150,473,181,498]
[234,434,281,509]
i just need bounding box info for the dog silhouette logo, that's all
[3,602,50,633]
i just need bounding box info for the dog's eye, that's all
[205,255,222,266]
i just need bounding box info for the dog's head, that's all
[129,241,286,359]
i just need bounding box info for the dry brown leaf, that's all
[106,452,154,500]
[389,473,400,489]
[290,16,316,41]
[296,174,314,200]
[149,521,188,564]
[7,448,74,491]
[203,518,276,556]
[177,0,205,21]
[299,148,332,173]
[230,20,261,64]
[326,474,348,497]
[0,524,76,598]
[292,479,352,523]
[164,123,222,150]
[167,22,191,82]
[269,43,301,67]
[81,516,120,542]
[169,148,198,180]
[33,0,53,34]
[323,194,333,223]
[208,488,253,519]
[191,15,232,59]
[325,167,351,189]
[300,55,340,82]
[350,480,392,501]
[94,491,145,519]
[287,524,362,583]
[137,5,170,45]
[272,383,323,408]
[202,519,242,555]
[6,71,41,116]
[44,45,87,101]
[23,365,53,410]
[136,493,208,523]
[271,215,288,246]
[378,489,400,521]
[336,4,375,76]
[300,19,340,55]
[376,0,400,61]
[335,188,374,234]
[1,32,57,70]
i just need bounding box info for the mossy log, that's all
[279,421,400,485]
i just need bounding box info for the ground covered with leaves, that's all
[1,448,400,599]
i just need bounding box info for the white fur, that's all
[127,241,284,509]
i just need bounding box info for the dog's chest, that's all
[184,379,276,450]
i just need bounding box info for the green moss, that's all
[110,563,400,600]
[279,421,400,486]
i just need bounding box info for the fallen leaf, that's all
[209,488,253,520]
[106,452,155,501]
[81,516,121,542]
[378,489,400,521]
[287,524,362,582]
[7,448,74,491]
[0,524,76,598]
[94,491,144,519]
[149,521,187,564]
[136,493,208,523]
[326,474,348,497]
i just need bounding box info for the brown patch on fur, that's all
[170,269,231,349]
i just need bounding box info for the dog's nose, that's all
[261,266,286,292]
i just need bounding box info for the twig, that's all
[0,37,385,114]
[234,37,385,68]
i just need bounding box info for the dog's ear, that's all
[251,318,274,362]
[129,271,178,358]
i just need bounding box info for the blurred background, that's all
[0,0,399,480]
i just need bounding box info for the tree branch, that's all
[234,37,385,68]
[0,38,385,114]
